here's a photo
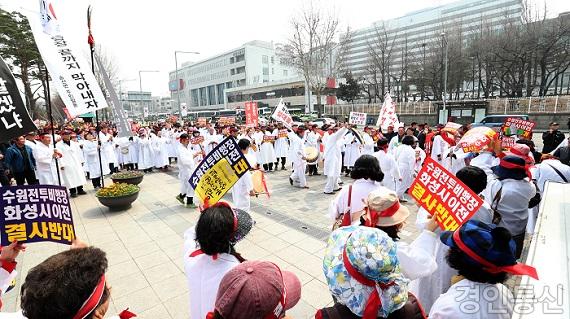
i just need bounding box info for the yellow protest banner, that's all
[195,158,239,205]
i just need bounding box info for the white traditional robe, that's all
[253,131,264,164]
[394,144,416,198]
[56,140,86,189]
[152,135,170,168]
[177,143,195,196]
[323,128,348,193]
[231,168,253,212]
[33,142,57,185]
[137,136,154,170]
[82,140,110,179]
[274,129,289,158]
[288,132,307,187]
[443,146,467,174]
[205,133,222,154]
[99,132,117,166]
[413,147,427,174]
[373,150,401,192]
[362,133,375,155]
[430,134,449,164]
[128,137,139,165]
[343,133,361,168]
[259,131,277,165]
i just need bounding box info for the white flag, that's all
[28,1,108,117]
[271,99,293,129]
[376,93,399,130]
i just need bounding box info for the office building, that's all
[168,40,297,111]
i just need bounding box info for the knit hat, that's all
[491,155,530,180]
[441,220,538,279]
[363,190,410,227]
[212,261,301,319]
[506,144,535,165]
[323,226,408,319]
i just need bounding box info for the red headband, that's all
[342,243,394,319]
[72,275,106,319]
[452,231,538,280]
[364,201,400,227]
[499,159,532,179]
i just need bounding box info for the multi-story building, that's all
[345,0,524,83]
[121,91,152,118]
[168,40,297,111]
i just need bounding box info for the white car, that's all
[311,118,336,128]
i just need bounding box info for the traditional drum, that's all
[304,146,319,163]
[252,170,270,198]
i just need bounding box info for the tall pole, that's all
[471,57,475,98]
[139,71,143,122]
[441,32,448,122]
[88,6,105,188]
[421,43,426,101]
[44,68,62,186]
[175,52,180,117]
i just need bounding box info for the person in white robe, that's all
[127,136,139,170]
[137,130,154,172]
[259,128,277,171]
[361,127,375,155]
[99,128,117,173]
[56,131,87,197]
[33,134,59,185]
[273,123,289,170]
[161,123,177,162]
[323,126,348,194]
[176,133,198,207]
[430,131,450,164]
[152,131,170,169]
[305,125,321,175]
[388,126,406,152]
[252,128,264,165]
[394,136,416,202]
[412,165,493,313]
[82,132,110,189]
[342,130,361,176]
[231,139,255,212]
[287,125,301,170]
[189,131,206,166]
[288,128,309,188]
[373,138,401,192]
[413,142,427,174]
[205,128,222,154]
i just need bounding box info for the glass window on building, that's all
[216,83,225,105]
[199,87,207,106]
[272,68,274,75]
[226,82,233,89]
[263,67,269,75]
[191,89,199,106]
[207,85,216,106]
[271,56,274,64]
[262,55,268,64]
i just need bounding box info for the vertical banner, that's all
[245,101,258,127]
[189,137,252,205]
[0,56,37,143]
[271,99,293,129]
[376,93,399,130]
[0,185,76,245]
[94,55,132,138]
[349,112,367,126]
[408,157,483,231]
[27,2,109,117]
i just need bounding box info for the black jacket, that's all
[542,130,565,153]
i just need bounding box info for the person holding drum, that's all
[306,124,322,176]
[323,124,349,194]
[273,123,289,171]
[289,126,310,189]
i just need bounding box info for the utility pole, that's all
[174,51,200,118]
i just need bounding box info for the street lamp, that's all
[421,43,426,101]
[139,70,159,122]
[440,32,448,122]
[174,51,200,117]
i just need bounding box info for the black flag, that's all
[0,56,37,143]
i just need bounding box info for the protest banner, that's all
[442,122,462,134]
[180,103,188,117]
[218,116,236,126]
[0,56,37,143]
[501,136,516,151]
[263,135,276,143]
[349,112,367,126]
[376,93,399,130]
[245,101,259,127]
[95,55,132,138]
[189,137,251,205]
[191,136,204,145]
[271,99,293,129]
[502,117,536,139]
[459,126,497,153]
[0,185,75,245]
[278,129,288,138]
[27,2,108,117]
[197,117,207,126]
[408,157,483,231]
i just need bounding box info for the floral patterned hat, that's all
[322,226,409,319]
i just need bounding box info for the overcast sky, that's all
[1,0,568,97]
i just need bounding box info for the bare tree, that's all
[280,2,349,114]
[366,22,398,101]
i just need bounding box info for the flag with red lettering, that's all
[376,93,399,130]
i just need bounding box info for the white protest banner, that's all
[271,99,293,129]
[27,1,108,117]
[349,111,367,126]
[376,93,399,130]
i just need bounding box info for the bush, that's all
[96,183,140,198]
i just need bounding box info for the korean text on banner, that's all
[349,112,367,126]
[245,101,259,127]
[95,55,131,138]
[0,185,76,245]
[502,117,536,139]
[27,6,108,117]
[376,93,399,130]
[271,99,293,129]
[408,157,483,231]
[189,137,251,205]
[459,126,497,153]
[218,116,236,126]
[0,56,36,143]
[501,136,516,151]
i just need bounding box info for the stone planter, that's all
[96,191,139,210]
[111,175,144,186]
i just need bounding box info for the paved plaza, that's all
[1,166,421,319]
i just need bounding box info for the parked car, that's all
[291,116,304,127]
[471,114,530,131]
[311,117,336,128]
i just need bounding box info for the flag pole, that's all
[44,67,62,186]
[88,5,105,188]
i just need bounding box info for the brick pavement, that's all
[2,167,420,319]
